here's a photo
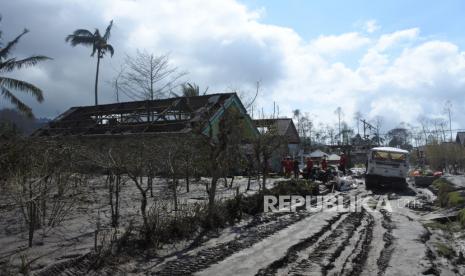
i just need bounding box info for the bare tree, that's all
[118,50,186,101]
[236,81,261,116]
[192,106,246,225]
[253,125,285,190]
[109,65,125,103]
[326,124,335,146]
[7,141,81,247]
[418,116,432,145]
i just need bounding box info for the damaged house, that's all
[32,93,259,182]
[253,118,300,173]
[33,93,257,140]
[32,93,259,175]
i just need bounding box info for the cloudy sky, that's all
[2,0,465,133]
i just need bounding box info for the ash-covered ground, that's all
[1,175,464,275]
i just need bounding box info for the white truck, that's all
[365,147,409,190]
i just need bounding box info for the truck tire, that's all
[398,179,408,190]
[365,175,374,190]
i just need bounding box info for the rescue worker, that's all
[339,152,347,175]
[321,156,328,171]
[321,156,328,183]
[306,157,314,180]
[293,158,300,179]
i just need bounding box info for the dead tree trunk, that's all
[28,201,36,247]
[229,175,235,188]
[108,172,121,228]
[148,174,154,198]
[208,174,218,217]
[185,155,190,193]
[262,165,267,190]
[172,177,178,211]
[247,172,252,191]
[27,180,39,247]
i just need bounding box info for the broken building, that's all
[253,118,300,172]
[33,93,258,140]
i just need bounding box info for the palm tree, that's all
[66,20,114,105]
[181,82,201,97]
[0,24,51,118]
[173,82,208,97]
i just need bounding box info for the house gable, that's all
[253,118,300,144]
[201,94,259,140]
[456,132,465,146]
[284,119,300,144]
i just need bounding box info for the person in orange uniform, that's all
[321,156,328,171]
[306,157,314,180]
[339,153,347,175]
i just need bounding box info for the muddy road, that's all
[152,181,461,276]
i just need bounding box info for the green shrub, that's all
[239,192,264,216]
[19,254,30,276]
[270,179,319,196]
[142,201,206,247]
[432,178,465,208]
[207,179,320,227]
[447,192,465,207]
[433,178,455,207]
[424,221,462,232]
[139,179,321,249]
[432,178,453,190]
[424,221,448,231]
[435,242,456,259]
[458,208,465,228]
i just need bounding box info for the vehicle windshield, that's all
[372,151,406,162]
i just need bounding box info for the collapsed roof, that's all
[253,118,300,144]
[33,93,243,137]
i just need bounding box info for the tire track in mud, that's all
[32,211,298,276]
[153,211,312,276]
[337,213,374,276]
[288,212,365,276]
[256,210,374,276]
[35,254,91,276]
[419,228,440,276]
[34,252,123,276]
[254,212,348,276]
[376,208,395,276]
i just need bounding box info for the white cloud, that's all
[374,28,420,51]
[3,0,465,132]
[364,20,380,33]
[310,32,371,55]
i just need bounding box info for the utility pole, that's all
[360,119,378,144]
